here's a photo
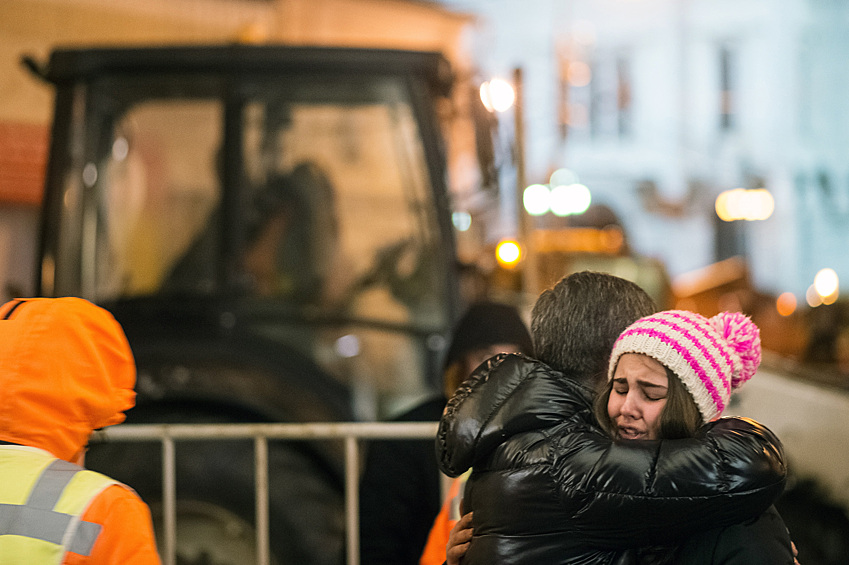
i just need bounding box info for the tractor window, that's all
[50,69,451,417]
[237,78,444,322]
[96,100,223,297]
[67,74,448,327]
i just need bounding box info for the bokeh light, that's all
[334,334,360,358]
[776,292,797,317]
[549,167,579,188]
[82,163,98,187]
[806,285,823,308]
[452,211,472,232]
[823,292,839,306]
[814,268,839,299]
[550,183,592,216]
[112,137,129,161]
[496,239,522,268]
[523,184,551,215]
[480,78,516,113]
[715,188,775,221]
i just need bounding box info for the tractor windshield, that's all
[42,49,458,417]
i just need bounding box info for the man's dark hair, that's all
[531,271,657,387]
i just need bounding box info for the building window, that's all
[557,47,593,139]
[719,46,736,132]
[582,52,632,140]
[589,58,603,137]
[616,56,632,138]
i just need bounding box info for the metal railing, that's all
[97,421,440,565]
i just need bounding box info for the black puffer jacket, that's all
[436,354,787,565]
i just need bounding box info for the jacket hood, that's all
[437,353,595,477]
[0,297,136,461]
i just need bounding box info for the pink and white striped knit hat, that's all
[607,310,762,422]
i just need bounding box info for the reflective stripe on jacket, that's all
[0,447,118,564]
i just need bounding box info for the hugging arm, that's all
[435,355,787,550]
[551,417,787,548]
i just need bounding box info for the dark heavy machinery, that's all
[25,44,493,564]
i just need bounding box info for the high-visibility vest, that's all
[0,447,118,564]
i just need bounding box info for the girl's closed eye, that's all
[640,384,667,402]
[612,379,628,395]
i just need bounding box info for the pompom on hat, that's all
[607,310,762,422]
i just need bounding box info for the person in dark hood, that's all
[359,301,532,565]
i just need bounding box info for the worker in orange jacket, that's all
[0,297,161,564]
[419,472,469,565]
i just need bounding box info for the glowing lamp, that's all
[814,268,839,302]
[496,240,522,268]
[776,292,797,317]
[480,78,516,113]
[715,188,775,221]
[523,184,551,216]
[550,183,591,216]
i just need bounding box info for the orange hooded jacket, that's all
[0,297,161,564]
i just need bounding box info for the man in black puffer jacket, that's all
[437,272,787,564]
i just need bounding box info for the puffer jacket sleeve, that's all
[550,416,787,548]
[437,354,592,477]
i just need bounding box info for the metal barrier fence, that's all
[97,421,440,565]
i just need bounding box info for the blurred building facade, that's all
[440,0,849,303]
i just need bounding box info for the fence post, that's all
[162,435,176,565]
[255,436,270,565]
[345,435,360,565]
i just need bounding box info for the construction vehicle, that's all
[24,36,497,564]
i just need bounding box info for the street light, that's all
[550,183,591,216]
[522,181,592,217]
[523,184,551,216]
[715,188,774,221]
[479,78,516,113]
[814,268,839,305]
[495,239,522,268]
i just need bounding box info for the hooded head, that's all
[443,301,533,370]
[441,301,533,397]
[0,297,136,461]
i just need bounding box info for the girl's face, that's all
[608,353,669,440]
